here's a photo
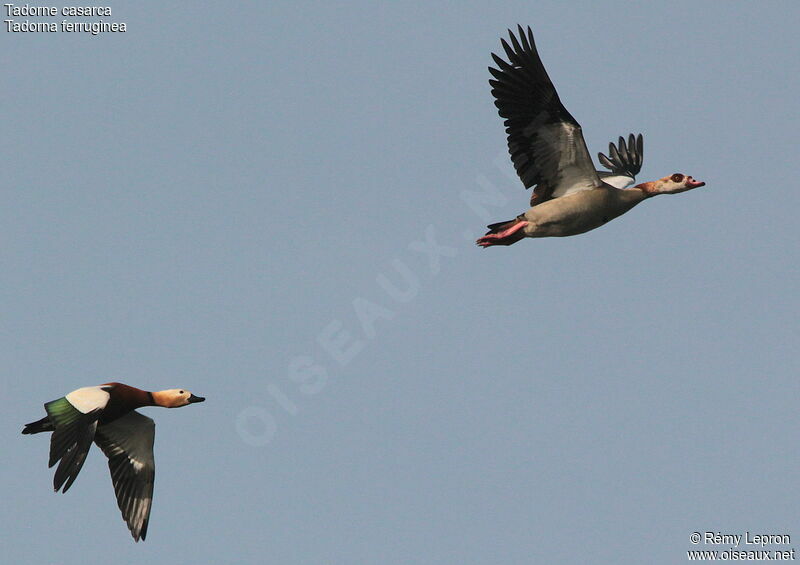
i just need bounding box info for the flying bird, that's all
[477,26,705,247]
[22,382,205,541]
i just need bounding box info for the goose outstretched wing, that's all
[489,25,601,206]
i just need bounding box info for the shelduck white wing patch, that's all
[94,411,156,542]
[65,386,111,414]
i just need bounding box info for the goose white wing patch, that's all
[598,172,635,189]
[541,122,602,199]
[94,410,156,542]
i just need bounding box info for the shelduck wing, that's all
[95,410,156,542]
[489,25,601,204]
[44,396,102,493]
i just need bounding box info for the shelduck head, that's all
[151,388,206,408]
[638,173,705,196]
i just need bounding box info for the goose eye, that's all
[671,173,684,183]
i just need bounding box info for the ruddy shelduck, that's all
[22,382,205,541]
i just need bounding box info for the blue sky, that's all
[3,2,799,564]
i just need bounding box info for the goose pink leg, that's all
[476,221,529,247]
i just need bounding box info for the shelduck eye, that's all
[671,173,684,183]
[179,390,185,394]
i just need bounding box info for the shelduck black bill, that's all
[188,394,205,403]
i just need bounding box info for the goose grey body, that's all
[520,185,647,238]
[476,26,705,248]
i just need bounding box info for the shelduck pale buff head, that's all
[640,173,705,196]
[151,389,206,408]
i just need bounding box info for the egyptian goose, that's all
[476,26,705,247]
[22,382,205,541]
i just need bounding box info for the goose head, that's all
[152,388,206,408]
[639,173,705,196]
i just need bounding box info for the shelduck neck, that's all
[102,382,155,408]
